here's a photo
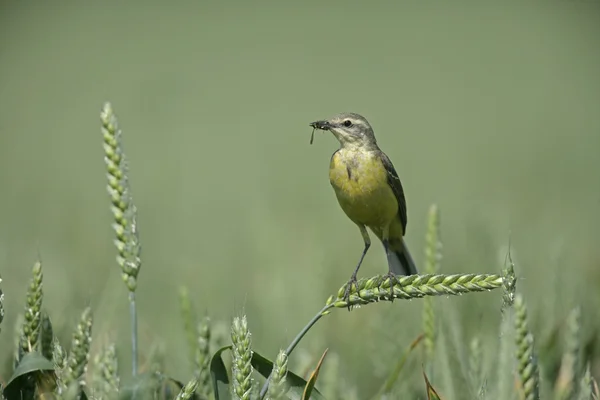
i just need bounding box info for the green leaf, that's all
[79,388,90,400]
[423,370,443,400]
[4,352,56,399]
[302,348,328,400]
[210,345,232,400]
[6,352,55,387]
[252,350,325,400]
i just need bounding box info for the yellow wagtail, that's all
[310,112,418,301]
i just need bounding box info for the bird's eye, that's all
[343,120,352,127]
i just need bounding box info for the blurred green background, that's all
[1,0,599,396]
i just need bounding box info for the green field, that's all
[1,1,599,398]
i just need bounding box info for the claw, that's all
[343,275,358,311]
[384,271,400,302]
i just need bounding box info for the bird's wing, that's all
[378,150,407,234]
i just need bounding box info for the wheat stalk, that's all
[423,204,442,373]
[179,286,198,366]
[101,101,142,375]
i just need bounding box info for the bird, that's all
[310,112,418,303]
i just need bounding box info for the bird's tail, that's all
[388,239,419,276]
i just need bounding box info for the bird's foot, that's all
[384,271,400,302]
[343,275,358,311]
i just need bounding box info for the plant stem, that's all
[258,304,333,399]
[129,291,138,375]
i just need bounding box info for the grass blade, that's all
[423,370,443,400]
[210,345,232,400]
[302,348,328,400]
[252,350,325,400]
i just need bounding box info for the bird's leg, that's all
[343,225,371,310]
[382,239,400,302]
[343,242,370,309]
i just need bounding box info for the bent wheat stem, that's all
[259,304,332,399]
[260,272,502,399]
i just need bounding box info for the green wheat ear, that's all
[326,273,502,308]
[195,316,212,398]
[19,260,43,357]
[101,102,142,292]
[101,101,142,375]
[501,257,517,311]
[555,306,582,400]
[423,204,441,372]
[231,315,255,400]
[53,336,68,376]
[63,307,93,393]
[92,343,119,399]
[515,294,540,400]
[266,350,289,400]
[176,379,199,400]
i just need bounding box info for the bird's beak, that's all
[309,120,331,130]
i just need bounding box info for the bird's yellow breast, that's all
[329,148,398,228]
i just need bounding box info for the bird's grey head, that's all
[310,112,377,148]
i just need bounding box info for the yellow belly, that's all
[329,149,398,230]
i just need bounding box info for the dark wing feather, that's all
[378,150,408,234]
